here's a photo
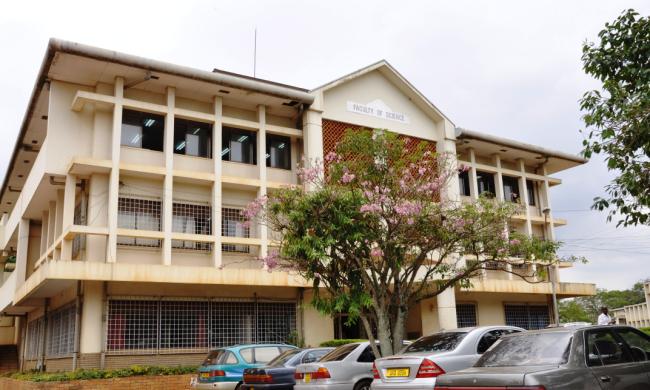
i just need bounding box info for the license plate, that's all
[385,368,410,377]
[200,373,210,378]
[304,373,311,383]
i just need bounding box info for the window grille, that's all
[172,201,212,252]
[222,208,250,253]
[26,318,45,360]
[456,303,477,328]
[504,304,550,330]
[46,305,75,358]
[106,299,296,354]
[117,197,162,248]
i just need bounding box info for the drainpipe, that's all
[39,299,49,372]
[72,280,82,370]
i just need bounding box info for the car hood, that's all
[435,365,559,387]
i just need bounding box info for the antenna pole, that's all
[253,27,257,77]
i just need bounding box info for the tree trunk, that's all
[391,306,408,354]
[374,304,395,357]
[359,314,381,359]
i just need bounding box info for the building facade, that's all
[612,282,650,328]
[0,39,595,372]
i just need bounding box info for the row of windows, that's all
[458,170,537,206]
[121,109,292,170]
[455,303,550,330]
[25,305,76,360]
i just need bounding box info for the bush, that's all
[5,365,197,382]
[319,339,366,347]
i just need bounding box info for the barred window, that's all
[46,305,75,358]
[504,304,550,330]
[106,299,296,354]
[117,197,162,247]
[456,303,477,328]
[26,318,45,360]
[172,202,212,252]
[222,207,250,253]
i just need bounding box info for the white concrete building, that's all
[613,282,650,328]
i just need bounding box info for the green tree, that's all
[580,9,650,226]
[245,129,562,357]
[559,300,592,323]
[563,278,648,323]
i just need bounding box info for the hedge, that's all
[2,365,197,382]
[319,339,367,347]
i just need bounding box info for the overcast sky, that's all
[1,0,648,290]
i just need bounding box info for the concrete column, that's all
[257,105,268,258]
[162,87,175,266]
[468,148,478,199]
[40,211,48,256]
[212,97,223,268]
[80,281,103,355]
[436,288,458,330]
[106,77,124,263]
[60,175,77,261]
[302,108,324,191]
[47,201,56,250]
[302,289,334,347]
[493,155,504,202]
[518,159,532,235]
[541,165,556,241]
[437,138,460,203]
[54,189,65,260]
[86,175,109,262]
[14,219,29,291]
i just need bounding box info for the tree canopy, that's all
[580,9,650,226]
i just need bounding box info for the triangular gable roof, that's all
[311,60,455,126]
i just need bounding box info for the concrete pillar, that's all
[162,87,175,266]
[420,298,440,336]
[87,175,109,262]
[54,189,65,260]
[106,77,124,263]
[258,105,268,258]
[60,175,77,261]
[212,97,223,268]
[468,148,478,199]
[47,201,56,250]
[437,138,460,203]
[80,281,103,355]
[302,108,324,191]
[518,159,532,235]
[436,288,458,330]
[302,289,333,347]
[493,155,504,202]
[40,211,48,256]
[14,219,29,290]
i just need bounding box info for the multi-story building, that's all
[612,282,650,328]
[0,39,595,372]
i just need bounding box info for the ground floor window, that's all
[106,299,296,354]
[456,303,477,327]
[504,304,550,330]
[25,305,76,360]
[25,318,45,360]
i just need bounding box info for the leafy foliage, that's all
[5,365,197,382]
[249,129,564,357]
[580,9,650,226]
[319,339,367,347]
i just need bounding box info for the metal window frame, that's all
[456,302,478,328]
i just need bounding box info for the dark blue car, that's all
[241,347,334,390]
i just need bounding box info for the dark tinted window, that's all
[477,329,521,354]
[477,332,572,367]
[405,332,467,354]
[586,329,633,366]
[615,328,650,362]
[302,348,332,364]
[174,118,212,158]
[458,171,471,196]
[320,343,359,362]
[526,180,536,206]
[222,127,256,164]
[476,171,495,197]
[357,345,376,363]
[268,349,301,367]
[203,349,226,366]
[266,135,291,169]
[121,109,164,152]
[502,176,520,203]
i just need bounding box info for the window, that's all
[174,118,213,158]
[477,332,572,367]
[504,304,550,330]
[477,329,520,354]
[26,318,45,360]
[458,171,471,196]
[404,332,467,353]
[172,202,212,251]
[121,109,164,151]
[357,345,376,363]
[456,303,477,328]
[222,127,256,164]
[502,176,520,203]
[476,171,495,197]
[302,349,331,364]
[586,329,632,366]
[266,135,291,170]
[117,197,162,247]
[221,207,250,253]
[160,301,208,351]
[107,300,159,352]
[614,328,650,362]
[46,305,76,358]
[320,343,359,362]
[254,347,282,364]
[526,180,536,206]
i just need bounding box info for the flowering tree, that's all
[245,129,562,357]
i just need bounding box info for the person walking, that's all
[597,307,615,325]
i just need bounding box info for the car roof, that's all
[501,325,638,338]
[210,343,296,352]
[437,325,524,333]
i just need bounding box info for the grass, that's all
[2,365,197,382]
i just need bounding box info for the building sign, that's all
[346,99,410,124]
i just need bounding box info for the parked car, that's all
[193,344,298,389]
[294,341,379,390]
[371,326,523,389]
[434,325,650,389]
[241,347,334,390]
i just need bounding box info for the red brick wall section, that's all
[0,374,195,390]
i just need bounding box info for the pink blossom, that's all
[509,239,521,245]
[297,165,321,182]
[418,167,427,176]
[260,251,280,272]
[340,172,355,183]
[453,218,466,229]
[325,151,339,163]
[370,247,384,258]
[360,203,382,213]
[395,201,422,216]
[242,195,268,220]
[406,217,415,225]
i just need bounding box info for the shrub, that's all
[641,327,650,336]
[319,339,367,347]
[6,365,197,382]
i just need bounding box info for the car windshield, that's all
[202,350,224,366]
[319,344,360,362]
[477,332,573,367]
[404,332,467,353]
[267,349,302,367]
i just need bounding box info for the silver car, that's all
[294,341,377,390]
[434,325,650,389]
[371,326,524,389]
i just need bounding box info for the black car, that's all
[242,347,334,390]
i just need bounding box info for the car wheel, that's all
[234,383,242,390]
[354,379,372,390]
